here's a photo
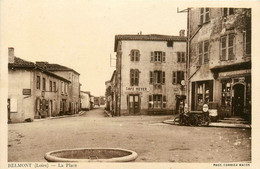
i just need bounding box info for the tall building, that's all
[186,8,251,121]
[114,33,186,115]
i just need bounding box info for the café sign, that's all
[125,87,149,92]
[23,89,31,95]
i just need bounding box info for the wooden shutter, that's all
[148,95,153,108]
[130,50,134,61]
[172,71,177,84]
[135,70,139,86]
[149,71,153,84]
[130,69,134,86]
[150,52,154,62]
[162,52,166,62]
[163,95,166,108]
[162,72,165,84]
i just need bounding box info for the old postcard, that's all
[0,0,259,169]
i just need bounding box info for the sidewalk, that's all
[34,111,86,122]
[163,119,251,129]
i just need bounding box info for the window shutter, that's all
[149,71,153,84]
[162,72,165,84]
[163,95,166,108]
[172,72,176,84]
[148,95,152,108]
[162,52,166,62]
[135,70,139,86]
[130,69,134,86]
[150,52,154,62]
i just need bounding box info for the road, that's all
[8,108,251,162]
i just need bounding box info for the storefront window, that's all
[196,80,213,110]
[221,80,231,106]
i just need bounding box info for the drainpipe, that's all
[186,8,191,110]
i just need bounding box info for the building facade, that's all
[8,48,71,122]
[114,33,187,115]
[36,62,81,114]
[187,8,251,121]
[80,91,91,110]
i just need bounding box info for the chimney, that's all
[179,29,185,37]
[36,62,48,68]
[8,47,15,63]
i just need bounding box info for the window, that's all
[130,50,140,61]
[220,34,235,60]
[200,8,210,25]
[198,40,209,65]
[36,76,40,89]
[244,30,251,56]
[61,82,64,94]
[65,84,67,94]
[130,69,139,86]
[43,78,46,91]
[150,51,166,62]
[149,71,165,84]
[221,80,231,106]
[177,52,185,63]
[173,71,184,84]
[196,80,213,110]
[53,82,56,92]
[148,94,167,109]
[223,8,234,17]
[49,81,52,92]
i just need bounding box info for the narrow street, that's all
[8,108,251,163]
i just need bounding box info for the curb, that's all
[162,119,251,129]
[34,111,86,122]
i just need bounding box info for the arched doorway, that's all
[232,84,245,116]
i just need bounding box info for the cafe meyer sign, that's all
[125,87,149,92]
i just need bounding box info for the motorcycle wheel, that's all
[174,116,180,125]
[189,115,198,126]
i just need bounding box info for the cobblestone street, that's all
[8,108,251,162]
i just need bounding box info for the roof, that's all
[9,57,71,83]
[110,70,116,82]
[114,34,187,51]
[36,62,80,75]
[8,57,35,68]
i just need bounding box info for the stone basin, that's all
[44,148,138,162]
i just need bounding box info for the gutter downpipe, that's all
[187,8,191,110]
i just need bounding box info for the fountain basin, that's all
[44,148,138,162]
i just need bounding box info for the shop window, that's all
[172,71,184,84]
[130,49,140,62]
[196,80,213,110]
[221,80,232,106]
[198,40,209,65]
[36,76,41,89]
[200,8,210,25]
[130,69,139,86]
[43,78,46,91]
[148,94,166,109]
[177,52,185,63]
[150,71,165,84]
[150,51,166,63]
[220,34,235,61]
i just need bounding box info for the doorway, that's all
[233,84,245,116]
[128,94,140,114]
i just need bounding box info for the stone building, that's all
[105,70,117,115]
[8,48,71,122]
[186,8,251,120]
[36,62,81,114]
[80,91,91,110]
[114,33,186,115]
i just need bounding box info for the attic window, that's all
[167,41,173,47]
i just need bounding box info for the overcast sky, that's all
[2,0,188,96]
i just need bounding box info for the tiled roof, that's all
[8,57,35,68]
[36,62,80,75]
[114,34,186,51]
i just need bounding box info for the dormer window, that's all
[130,49,140,62]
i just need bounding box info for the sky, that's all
[2,0,187,96]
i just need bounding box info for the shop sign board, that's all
[23,89,31,95]
[125,87,149,92]
[219,69,251,78]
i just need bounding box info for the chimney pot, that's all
[8,47,15,63]
[179,29,185,37]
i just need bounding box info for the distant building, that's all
[80,91,91,110]
[8,48,71,122]
[36,61,80,114]
[105,70,117,115]
[114,33,186,115]
[186,8,251,120]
